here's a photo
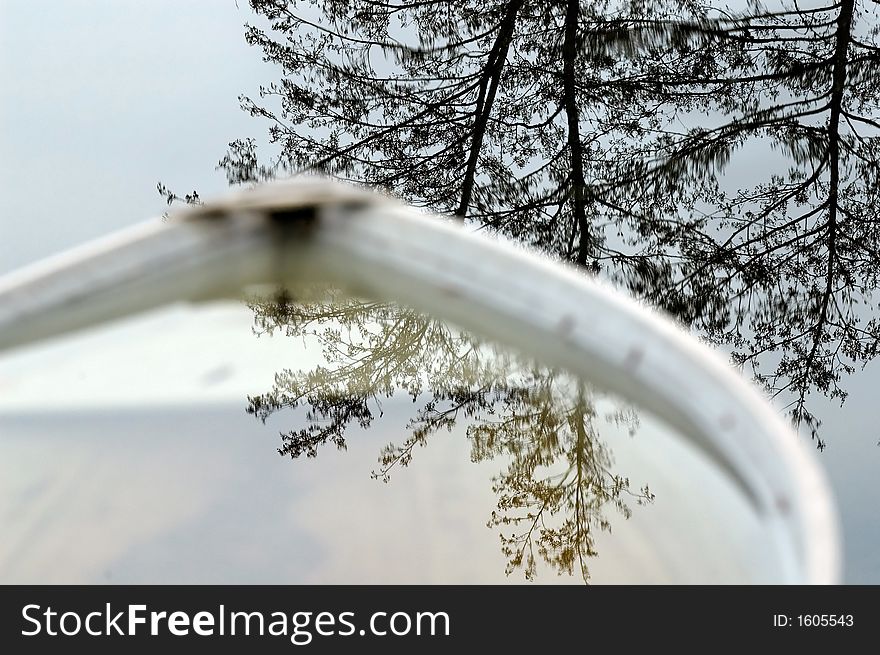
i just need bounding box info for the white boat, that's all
[0,177,840,584]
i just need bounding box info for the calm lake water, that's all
[1,301,869,584]
[2,0,877,585]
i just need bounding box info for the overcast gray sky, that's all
[0,0,270,273]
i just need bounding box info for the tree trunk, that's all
[455,0,523,220]
[562,0,591,267]
[802,0,854,394]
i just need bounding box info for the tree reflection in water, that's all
[246,289,654,582]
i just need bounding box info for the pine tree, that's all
[608,0,880,436]
[202,0,880,440]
